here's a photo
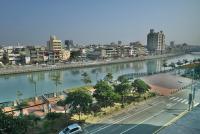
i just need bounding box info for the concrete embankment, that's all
[0,53,183,75]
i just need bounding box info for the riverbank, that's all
[0,53,183,75]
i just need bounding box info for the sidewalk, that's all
[159,104,200,134]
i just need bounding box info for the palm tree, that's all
[28,75,37,101]
[162,61,168,72]
[50,71,62,97]
[16,90,24,115]
[176,60,183,74]
[104,72,113,83]
[81,72,92,85]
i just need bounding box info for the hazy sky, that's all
[0,0,200,46]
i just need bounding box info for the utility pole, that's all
[188,93,192,111]
[192,87,196,109]
[189,69,195,110]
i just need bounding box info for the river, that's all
[0,54,200,103]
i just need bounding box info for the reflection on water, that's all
[146,59,162,74]
[132,61,144,72]
[0,54,200,102]
[70,69,80,75]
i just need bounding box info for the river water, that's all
[0,54,200,103]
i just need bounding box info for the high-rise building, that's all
[65,40,74,50]
[170,41,175,47]
[147,29,165,54]
[118,41,122,45]
[47,35,62,62]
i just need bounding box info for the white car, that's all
[59,123,83,134]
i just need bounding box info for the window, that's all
[63,127,70,133]
[69,127,79,133]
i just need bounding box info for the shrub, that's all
[24,114,41,126]
[56,99,66,106]
[90,103,101,113]
[45,112,62,120]
[148,92,156,97]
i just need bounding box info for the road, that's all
[83,81,200,134]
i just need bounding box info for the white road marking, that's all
[177,99,183,102]
[166,103,172,107]
[120,110,165,134]
[172,97,179,101]
[89,101,163,134]
[120,102,179,134]
[194,102,199,107]
[86,96,161,133]
[181,99,187,103]
[169,97,175,100]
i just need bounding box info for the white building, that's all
[0,49,4,60]
[47,35,62,62]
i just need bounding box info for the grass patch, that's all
[64,85,94,93]
[70,103,122,124]
[181,63,200,69]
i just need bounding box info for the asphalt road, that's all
[83,81,200,134]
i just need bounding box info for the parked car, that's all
[59,123,83,134]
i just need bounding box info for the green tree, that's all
[2,53,9,65]
[176,60,183,66]
[133,79,150,94]
[115,80,132,107]
[50,71,62,97]
[117,75,128,83]
[193,58,198,63]
[94,80,119,107]
[194,65,200,79]
[183,59,188,64]
[0,109,30,134]
[65,89,93,120]
[70,50,81,61]
[169,62,176,69]
[15,90,25,115]
[176,60,183,74]
[162,61,168,71]
[81,72,92,85]
[57,99,68,116]
[104,73,113,82]
[28,75,37,101]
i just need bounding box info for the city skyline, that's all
[0,0,200,46]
